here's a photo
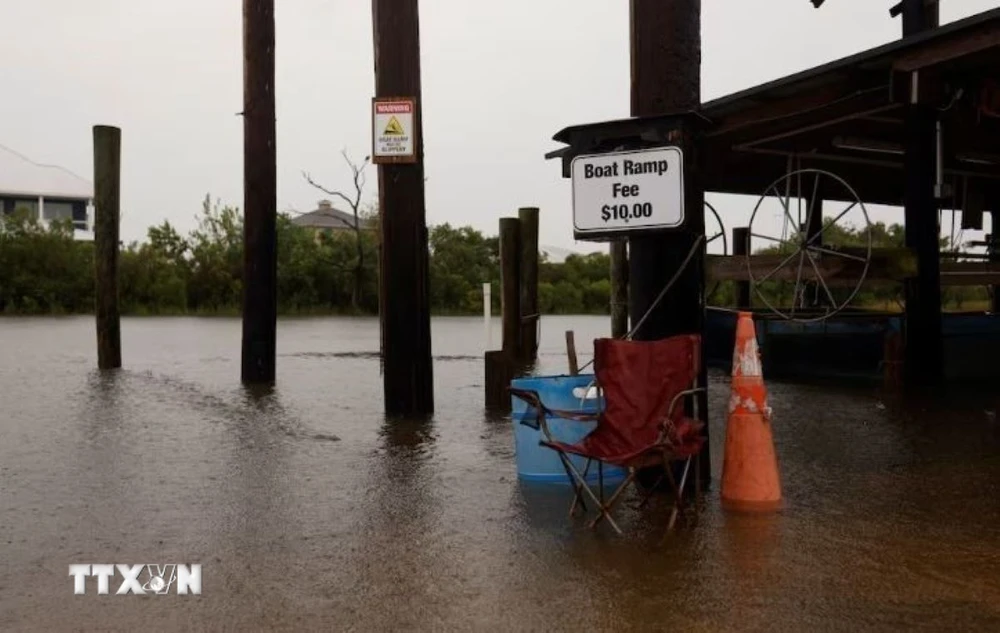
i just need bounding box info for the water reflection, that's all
[345,415,451,628]
[3,316,1000,630]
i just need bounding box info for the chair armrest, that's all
[508,387,600,444]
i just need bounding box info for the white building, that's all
[0,143,94,240]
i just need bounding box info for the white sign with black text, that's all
[570,147,684,237]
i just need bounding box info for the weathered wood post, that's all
[372,0,434,415]
[518,207,539,362]
[500,217,522,359]
[565,330,579,375]
[805,198,824,307]
[93,125,122,370]
[630,0,710,485]
[241,0,278,384]
[484,350,514,412]
[610,240,628,337]
[733,227,751,309]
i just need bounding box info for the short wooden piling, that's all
[733,227,751,309]
[500,218,522,358]
[610,240,628,337]
[518,207,539,362]
[93,125,122,370]
[484,350,514,412]
[565,330,579,376]
[883,330,904,390]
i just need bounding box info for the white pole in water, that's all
[483,282,492,349]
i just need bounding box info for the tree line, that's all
[0,196,615,316]
[0,197,988,316]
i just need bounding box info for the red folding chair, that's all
[510,335,706,535]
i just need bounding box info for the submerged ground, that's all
[1,315,998,631]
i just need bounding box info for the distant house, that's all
[291,200,375,239]
[0,143,94,240]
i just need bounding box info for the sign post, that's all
[571,147,685,240]
[371,97,417,164]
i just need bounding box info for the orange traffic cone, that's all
[721,312,782,511]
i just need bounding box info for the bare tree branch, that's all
[301,149,372,311]
[302,171,356,213]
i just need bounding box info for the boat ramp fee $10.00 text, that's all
[570,147,685,237]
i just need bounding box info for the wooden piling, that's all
[500,218,522,359]
[733,227,751,309]
[373,0,434,415]
[805,198,824,307]
[610,240,628,337]
[240,0,278,384]
[518,207,539,362]
[630,0,710,486]
[484,350,514,412]
[565,331,579,376]
[93,125,122,370]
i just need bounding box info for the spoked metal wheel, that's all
[705,201,728,302]
[746,168,873,322]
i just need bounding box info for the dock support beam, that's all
[610,240,629,337]
[901,0,943,387]
[373,0,434,415]
[518,207,539,363]
[93,125,122,370]
[241,0,278,384]
[629,0,709,486]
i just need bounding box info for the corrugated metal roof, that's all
[0,143,93,200]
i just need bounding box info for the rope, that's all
[576,235,706,375]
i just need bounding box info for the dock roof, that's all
[548,8,1000,208]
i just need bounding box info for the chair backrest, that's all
[583,335,700,457]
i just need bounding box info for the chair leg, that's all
[665,457,692,533]
[586,470,635,533]
[558,453,589,516]
[557,454,624,534]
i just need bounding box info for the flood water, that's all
[1,315,998,631]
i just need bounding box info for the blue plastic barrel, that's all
[510,374,627,485]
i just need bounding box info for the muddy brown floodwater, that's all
[1,315,998,632]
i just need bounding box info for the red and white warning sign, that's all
[372,97,417,164]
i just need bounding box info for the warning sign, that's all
[372,97,417,164]
[383,116,404,136]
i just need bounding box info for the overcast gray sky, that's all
[1,0,996,252]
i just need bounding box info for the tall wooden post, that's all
[500,218,522,359]
[93,125,122,370]
[901,0,943,386]
[733,227,751,309]
[518,207,539,362]
[805,198,824,307]
[610,240,629,337]
[629,0,709,485]
[372,0,434,415]
[240,0,278,384]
